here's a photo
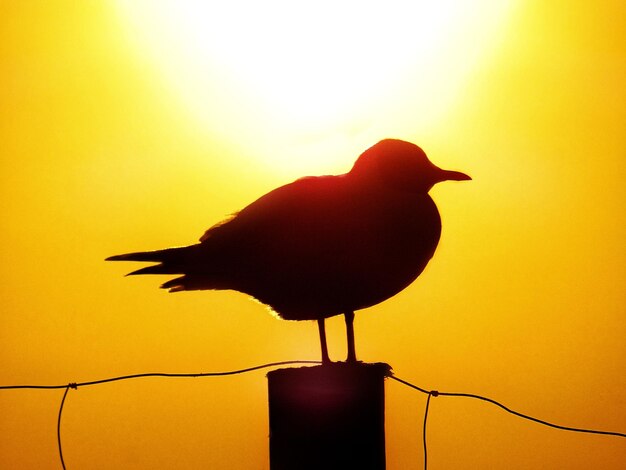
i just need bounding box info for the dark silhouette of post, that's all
[268,362,391,469]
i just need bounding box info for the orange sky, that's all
[1,1,624,468]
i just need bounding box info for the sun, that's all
[115,0,515,173]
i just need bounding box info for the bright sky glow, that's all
[116,1,515,173]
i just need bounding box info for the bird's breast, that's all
[347,192,442,305]
[238,188,442,320]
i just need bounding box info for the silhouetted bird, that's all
[107,139,470,363]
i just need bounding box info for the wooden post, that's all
[268,362,391,470]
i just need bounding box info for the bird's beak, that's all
[435,168,472,182]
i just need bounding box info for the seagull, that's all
[106,139,470,363]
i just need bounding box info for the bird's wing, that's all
[193,175,361,275]
[199,175,347,245]
[199,213,237,242]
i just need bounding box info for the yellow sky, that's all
[1,1,624,468]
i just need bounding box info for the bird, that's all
[106,139,470,364]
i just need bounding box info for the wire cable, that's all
[1,360,320,470]
[57,384,76,470]
[389,374,626,438]
[389,374,625,470]
[0,360,321,390]
[422,392,433,470]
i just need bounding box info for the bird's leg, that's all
[345,311,357,363]
[317,318,331,365]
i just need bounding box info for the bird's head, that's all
[350,139,471,192]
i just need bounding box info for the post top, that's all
[267,361,392,380]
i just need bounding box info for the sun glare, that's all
[116,0,515,172]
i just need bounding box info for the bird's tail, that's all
[107,244,229,292]
[105,246,197,276]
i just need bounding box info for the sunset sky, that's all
[1,1,624,468]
